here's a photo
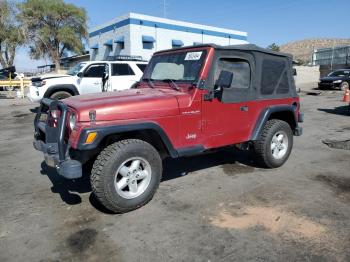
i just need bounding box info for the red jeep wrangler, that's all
[34,44,303,213]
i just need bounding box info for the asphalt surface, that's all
[0,86,350,262]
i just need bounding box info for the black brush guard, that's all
[33,98,82,179]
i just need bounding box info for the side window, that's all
[214,58,251,103]
[261,59,285,95]
[136,63,147,72]
[111,64,135,76]
[84,64,105,77]
[215,58,250,89]
[337,71,345,77]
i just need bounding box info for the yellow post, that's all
[9,72,12,91]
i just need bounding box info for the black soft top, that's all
[156,43,292,59]
[155,43,297,101]
[211,44,292,58]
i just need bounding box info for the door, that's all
[110,63,139,91]
[202,57,253,147]
[78,63,106,94]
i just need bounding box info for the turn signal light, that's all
[85,132,97,144]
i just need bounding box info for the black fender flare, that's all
[43,84,79,98]
[76,122,179,158]
[250,105,298,140]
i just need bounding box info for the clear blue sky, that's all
[15,0,350,71]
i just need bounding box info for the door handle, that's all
[240,106,249,112]
[93,82,100,85]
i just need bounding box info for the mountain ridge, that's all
[279,38,350,64]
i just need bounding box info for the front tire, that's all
[91,139,162,213]
[253,119,293,168]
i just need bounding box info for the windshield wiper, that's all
[160,79,180,91]
[142,78,155,88]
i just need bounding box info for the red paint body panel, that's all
[202,97,298,148]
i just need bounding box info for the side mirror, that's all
[77,72,83,78]
[215,70,233,89]
[293,68,297,76]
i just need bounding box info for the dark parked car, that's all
[318,69,350,90]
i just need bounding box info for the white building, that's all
[89,13,248,61]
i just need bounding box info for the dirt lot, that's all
[0,85,350,262]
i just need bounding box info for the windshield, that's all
[143,50,207,83]
[67,62,86,76]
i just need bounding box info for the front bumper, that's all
[33,98,82,179]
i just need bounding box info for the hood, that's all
[64,88,182,122]
[32,73,72,82]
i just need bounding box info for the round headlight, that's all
[69,113,76,130]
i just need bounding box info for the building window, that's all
[142,35,155,50]
[172,39,184,49]
[115,36,125,50]
[117,43,125,49]
[143,42,153,50]
[104,40,113,52]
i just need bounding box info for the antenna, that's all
[162,0,167,18]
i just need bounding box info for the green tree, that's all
[18,0,87,71]
[267,43,280,52]
[0,0,24,69]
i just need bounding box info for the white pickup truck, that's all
[27,60,147,102]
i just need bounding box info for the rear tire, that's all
[5,86,14,91]
[91,139,162,213]
[253,119,293,168]
[50,91,72,100]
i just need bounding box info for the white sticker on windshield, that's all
[185,51,202,61]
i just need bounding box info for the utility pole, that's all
[330,40,335,70]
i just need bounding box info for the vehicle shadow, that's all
[29,107,39,113]
[40,147,259,212]
[318,106,350,116]
[40,161,91,205]
[162,147,259,182]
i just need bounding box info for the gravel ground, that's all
[0,85,349,262]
